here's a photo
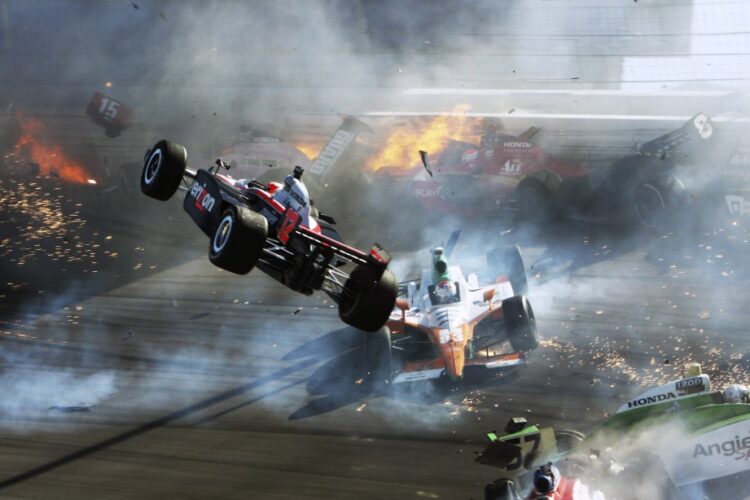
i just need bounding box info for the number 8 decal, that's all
[693,113,713,139]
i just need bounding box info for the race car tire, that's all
[484,478,520,500]
[487,244,528,296]
[339,267,398,332]
[318,220,341,243]
[364,326,393,388]
[515,180,554,225]
[502,295,538,352]
[554,429,585,453]
[629,175,685,232]
[141,139,187,201]
[209,206,268,274]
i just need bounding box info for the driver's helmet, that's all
[434,279,457,302]
[723,384,750,404]
[532,463,561,495]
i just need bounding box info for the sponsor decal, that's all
[726,195,750,216]
[692,431,750,460]
[462,150,479,162]
[501,159,522,174]
[503,141,532,149]
[676,376,705,395]
[189,182,216,213]
[415,185,443,198]
[289,187,307,207]
[626,392,676,409]
[309,129,355,176]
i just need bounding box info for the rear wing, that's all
[307,115,372,182]
[637,113,714,158]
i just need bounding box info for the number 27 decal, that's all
[505,432,542,471]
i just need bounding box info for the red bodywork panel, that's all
[409,134,587,215]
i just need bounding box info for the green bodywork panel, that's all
[480,392,750,473]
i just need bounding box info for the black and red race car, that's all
[139,139,398,332]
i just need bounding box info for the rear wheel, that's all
[141,140,187,201]
[487,245,528,295]
[502,295,538,352]
[209,207,268,274]
[630,175,685,232]
[554,429,585,453]
[484,478,520,500]
[515,180,554,225]
[339,267,398,332]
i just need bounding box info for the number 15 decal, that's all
[98,98,120,120]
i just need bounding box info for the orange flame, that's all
[14,112,93,184]
[364,104,476,172]
[292,141,323,160]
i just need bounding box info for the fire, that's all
[365,104,476,172]
[292,141,323,160]
[14,112,93,184]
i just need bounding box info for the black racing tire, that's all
[364,326,393,388]
[141,140,188,201]
[515,180,554,225]
[487,244,528,296]
[339,267,398,332]
[209,207,268,274]
[318,220,341,242]
[502,295,538,352]
[554,429,585,453]
[629,175,685,232]
[484,478,520,500]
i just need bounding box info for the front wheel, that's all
[630,176,685,232]
[209,207,268,274]
[141,140,187,201]
[515,180,554,225]
[339,267,398,332]
[484,478,520,500]
[502,295,538,352]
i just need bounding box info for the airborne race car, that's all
[476,365,750,499]
[139,139,397,332]
[364,236,538,385]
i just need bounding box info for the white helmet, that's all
[723,384,750,404]
[435,280,457,301]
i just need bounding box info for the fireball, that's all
[365,104,475,172]
[14,112,94,184]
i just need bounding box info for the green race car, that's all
[477,364,750,499]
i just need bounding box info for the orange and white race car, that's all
[363,235,538,385]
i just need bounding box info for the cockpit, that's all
[428,280,461,306]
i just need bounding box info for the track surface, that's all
[0,227,749,499]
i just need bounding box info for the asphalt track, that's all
[0,223,749,499]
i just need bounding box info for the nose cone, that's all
[440,341,466,380]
